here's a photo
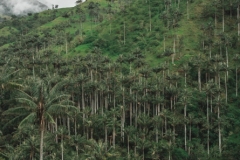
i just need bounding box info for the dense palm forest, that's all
[0,0,240,159]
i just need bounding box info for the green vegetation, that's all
[0,0,240,159]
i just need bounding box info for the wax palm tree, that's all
[191,55,204,92]
[0,62,20,91]
[83,139,120,159]
[66,134,85,159]
[3,77,76,160]
[177,88,192,151]
[107,107,121,148]
[124,125,137,157]
[180,63,191,87]
[204,79,218,155]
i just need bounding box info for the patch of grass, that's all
[0,27,18,37]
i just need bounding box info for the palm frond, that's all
[18,112,36,128]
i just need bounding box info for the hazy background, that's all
[0,0,81,16]
[38,0,78,8]
[0,0,48,15]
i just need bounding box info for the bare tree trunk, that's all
[225,72,227,103]
[82,82,85,136]
[188,121,191,155]
[198,67,201,91]
[215,9,217,28]
[149,2,151,32]
[172,36,176,64]
[61,134,64,160]
[164,36,166,52]
[127,135,130,156]
[218,100,222,154]
[124,21,126,45]
[236,66,238,97]
[226,46,228,77]
[113,126,116,148]
[129,88,132,126]
[238,6,240,37]
[222,7,225,32]
[55,118,58,143]
[65,39,68,54]
[184,102,187,151]
[40,127,44,160]
[207,95,209,155]
[105,126,108,146]
[67,117,70,136]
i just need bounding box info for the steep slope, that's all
[0,0,240,160]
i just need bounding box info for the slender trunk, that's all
[124,21,126,45]
[188,121,191,155]
[210,45,212,58]
[164,36,166,52]
[218,101,222,154]
[113,126,115,148]
[67,117,70,136]
[236,66,238,97]
[127,135,130,157]
[172,36,176,64]
[226,46,228,77]
[149,3,151,32]
[40,127,44,160]
[184,102,187,151]
[65,39,68,54]
[225,72,227,103]
[55,118,58,143]
[218,75,222,154]
[105,126,108,146]
[198,67,201,91]
[238,6,240,37]
[76,146,78,159]
[82,83,85,135]
[61,133,64,160]
[130,88,132,126]
[185,72,187,87]
[169,140,171,160]
[142,146,145,159]
[91,128,93,139]
[74,115,77,137]
[207,95,209,155]
[222,7,224,32]
[215,9,217,28]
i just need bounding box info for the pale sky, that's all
[38,0,79,8]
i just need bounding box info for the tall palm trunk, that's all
[105,125,108,146]
[225,72,227,103]
[226,46,228,77]
[236,65,238,97]
[149,2,151,32]
[222,6,225,32]
[198,67,201,91]
[207,95,209,155]
[238,5,240,37]
[61,133,64,160]
[184,102,187,151]
[82,81,85,135]
[40,126,44,160]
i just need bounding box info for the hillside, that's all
[0,0,240,159]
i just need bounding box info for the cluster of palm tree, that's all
[0,0,240,159]
[0,35,239,159]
